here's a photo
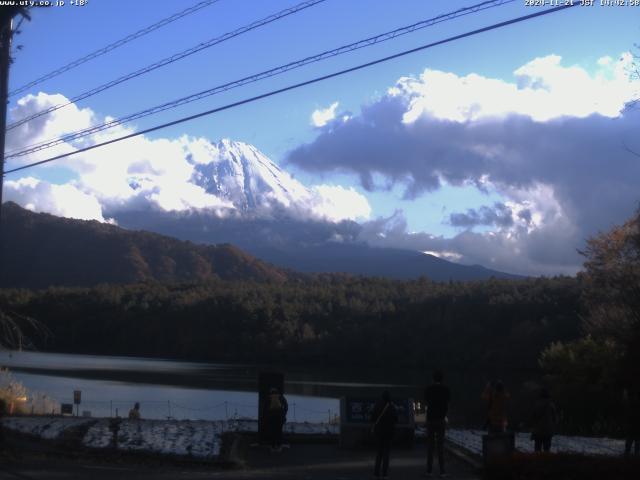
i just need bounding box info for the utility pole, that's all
[0,13,12,285]
[0,14,12,244]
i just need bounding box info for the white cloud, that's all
[309,184,371,222]
[4,94,242,217]
[394,53,635,123]
[4,177,105,221]
[311,101,339,127]
[289,53,640,275]
[5,93,370,228]
[597,56,613,67]
[6,92,94,161]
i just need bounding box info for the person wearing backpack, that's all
[267,387,288,452]
[371,390,398,479]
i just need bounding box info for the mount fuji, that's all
[188,139,313,214]
[112,139,522,281]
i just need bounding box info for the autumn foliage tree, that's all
[540,208,640,433]
[580,208,640,385]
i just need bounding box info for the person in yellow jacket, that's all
[128,402,141,420]
[267,388,288,452]
[482,381,510,433]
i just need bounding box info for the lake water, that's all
[0,351,416,422]
[0,351,541,426]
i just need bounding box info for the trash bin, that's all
[482,432,515,467]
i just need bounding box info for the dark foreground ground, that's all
[0,431,480,480]
[4,430,640,480]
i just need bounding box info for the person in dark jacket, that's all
[371,390,398,479]
[530,388,557,453]
[424,370,451,477]
[267,388,288,452]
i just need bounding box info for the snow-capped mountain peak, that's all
[189,139,311,212]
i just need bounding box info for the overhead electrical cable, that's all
[3,3,579,176]
[6,0,515,159]
[6,0,328,131]
[8,0,223,98]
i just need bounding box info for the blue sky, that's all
[3,0,640,274]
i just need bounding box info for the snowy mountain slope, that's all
[189,139,313,213]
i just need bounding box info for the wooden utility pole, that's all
[0,14,12,238]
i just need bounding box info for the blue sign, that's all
[344,397,413,425]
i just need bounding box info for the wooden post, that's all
[0,16,12,271]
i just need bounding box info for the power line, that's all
[5,0,513,157]
[3,3,577,176]
[6,0,515,159]
[6,0,328,131]
[7,0,222,98]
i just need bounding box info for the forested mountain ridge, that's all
[0,202,521,288]
[0,202,290,288]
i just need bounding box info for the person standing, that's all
[0,398,6,452]
[482,380,510,433]
[530,388,557,453]
[127,401,143,444]
[267,388,288,452]
[424,370,451,478]
[128,402,141,420]
[371,390,398,479]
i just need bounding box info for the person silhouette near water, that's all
[424,370,450,478]
[371,390,398,479]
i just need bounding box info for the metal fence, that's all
[57,399,339,424]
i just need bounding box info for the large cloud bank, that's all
[5,53,639,276]
[288,54,640,275]
[4,93,370,224]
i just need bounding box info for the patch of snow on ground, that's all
[225,418,337,436]
[81,419,112,449]
[4,417,627,459]
[285,421,338,435]
[446,429,627,457]
[226,418,258,433]
[2,416,338,459]
[82,419,223,458]
[1,416,94,440]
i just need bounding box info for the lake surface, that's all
[0,351,541,426]
[0,351,416,422]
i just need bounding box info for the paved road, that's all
[0,443,480,480]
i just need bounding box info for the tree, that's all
[540,337,621,434]
[537,209,640,434]
[0,307,48,350]
[579,208,640,341]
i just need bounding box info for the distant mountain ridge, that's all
[1,202,521,288]
[0,202,289,289]
[112,209,523,282]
